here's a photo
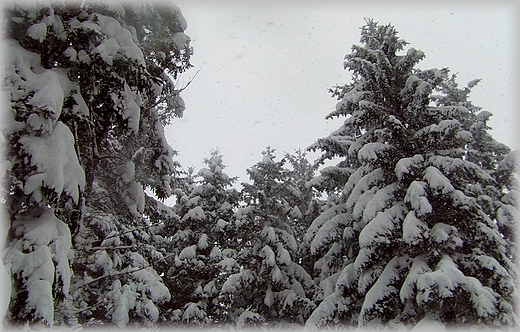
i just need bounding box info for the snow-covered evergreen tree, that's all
[283,150,323,245]
[2,1,191,328]
[305,19,518,330]
[219,148,315,327]
[158,150,241,325]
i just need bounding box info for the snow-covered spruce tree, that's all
[157,150,241,326]
[2,1,191,328]
[280,150,325,284]
[218,148,315,328]
[283,149,323,246]
[305,20,518,329]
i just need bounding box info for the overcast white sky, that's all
[166,0,519,183]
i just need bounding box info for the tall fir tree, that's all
[159,150,241,326]
[283,149,323,246]
[2,1,192,328]
[305,20,518,330]
[218,148,315,328]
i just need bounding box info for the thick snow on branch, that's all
[198,233,208,250]
[110,82,142,134]
[395,154,424,180]
[305,291,344,330]
[404,181,432,216]
[4,40,87,133]
[27,21,47,42]
[334,85,369,116]
[276,243,292,266]
[172,32,190,50]
[464,277,498,318]
[122,83,141,133]
[428,156,494,182]
[287,262,313,288]
[410,317,445,332]
[335,263,357,293]
[345,167,384,211]
[182,302,206,322]
[236,310,261,329]
[261,226,278,243]
[314,242,342,278]
[352,187,377,220]
[413,256,500,319]
[357,142,392,162]
[123,181,145,216]
[117,161,136,184]
[497,149,519,173]
[131,268,171,303]
[402,211,430,245]
[304,203,347,245]
[261,245,276,267]
[358,203,406,248]
[496,204,519,231]
[182,206,205,221]
[343,164,372,197]
[79,13,145,66]
[416,255,466,303]
[5,207,73,327]
[361,183,399,226]
[271,265,284,283]
[423,166,455,194]
[400,255,431,303]
[217,257,240,272]
[311,213,350,254]
[107,280,133,327]
[431,223,463,250]
[179,244,197,260]
[26,70,65,131]
[414,119,460,138]
[357,264,385,296]
[359,256,410,326]
[21,122,85,203]
[221,270,255,294]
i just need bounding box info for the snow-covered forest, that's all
[1,0,518,330]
